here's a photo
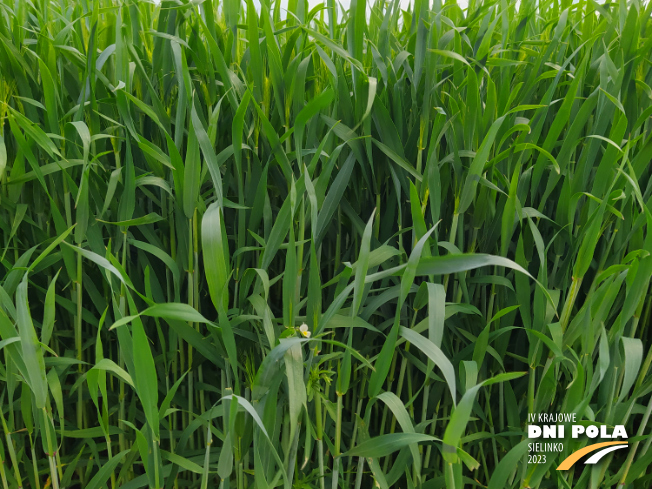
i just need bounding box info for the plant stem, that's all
[559,276,582,332]
[76,252,83,431]
[619,392,652,486]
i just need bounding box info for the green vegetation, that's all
[0,0,651,487]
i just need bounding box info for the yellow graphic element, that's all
[557,441,628,470]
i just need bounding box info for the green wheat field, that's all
[0,0,651,487]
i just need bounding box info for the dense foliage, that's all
[0,0,652,487]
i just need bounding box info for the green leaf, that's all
[85,450,130,489]
[96,213,163,227]
[91,358,135,388]
[343,433,438,458]
[202,203,231,312]
[16,277,48,409]
[487,440,530,489]
[141,303,210,324]
[132,316,159,440]
[401,327,456,405]
[442,372,525,463]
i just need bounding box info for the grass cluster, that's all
[0,0,652,487]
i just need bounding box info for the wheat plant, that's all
[0,0,651,488]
